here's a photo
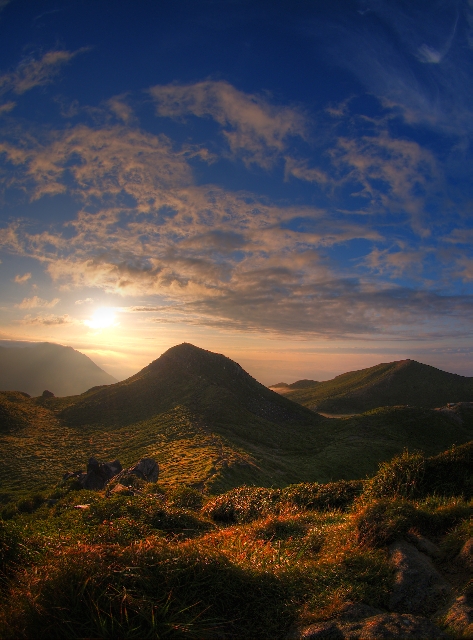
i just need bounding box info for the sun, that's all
[85,308,117,330]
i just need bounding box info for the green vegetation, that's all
[273,359,473,413]
[2,345,473,503]
[0,443,472,638]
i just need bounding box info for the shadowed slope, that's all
[272,360,473,414]
[60,343,322,428]
[0,343,117,397]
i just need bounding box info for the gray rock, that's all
[110,483,134,495]
[456,537,473,570]
[444,593,473,637]
[62,458,122,490]
[126,458,159,482]
[111,458,159,487]
[81,457,122,490]
[295,614,447,639]
[406,532,444,560]
[388,540,451,615]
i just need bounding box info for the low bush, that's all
[364,450,426,500]
[281,480,364,511]
[167,486,204,511]
[203,486,281,523]
[354,498,421,547]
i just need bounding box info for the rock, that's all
[81,457,122,490]
[406,532,444,560]
[126,458,159,482]
[110,483,134,495]
[388,540,451,615]
[444,593,473,637]
[111,458,159,487]
[295,614,447,639]
[41,389,54,398]
[62,458,122,490]
[336,602,383,621]
[456,538,473,570]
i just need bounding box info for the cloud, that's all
[22,313,73,325]
[75,297,94,304]
[0,101,15,115]
[0,85,471,341]
[150,80,307,168]
[329,130,440,235]
[0,49,86,98]
[16,296,59,309]
[314,0,473,133]
[14,272,31,284]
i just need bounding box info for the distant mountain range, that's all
[270,359,473,414]
[1,343,472,501]
[0,342,117,397]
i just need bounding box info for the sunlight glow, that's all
[84,308,117,330]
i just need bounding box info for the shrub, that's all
[167,486,204,511]
[422,442,473,498]
[281,480,364,511]
[86,494,213,539]
[364,450,426,500]
[354,498,420,547]
[203,486,281,523]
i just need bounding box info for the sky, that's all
[1,0,473,384]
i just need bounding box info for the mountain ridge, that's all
[271,358,473,413]
[0,342,117,397]
[1,343,473,501]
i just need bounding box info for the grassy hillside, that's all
[1,344,473,502]
[272,359,473,414]
[0,342,117,397]
[1,442,472,639]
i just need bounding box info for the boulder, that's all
[126,458,159,482]
[444,593,473,637]
[294,613,447,639]
[62,457,122,490]
[388,540,451,615]
[456,538,473,570]
[111,458,159,487]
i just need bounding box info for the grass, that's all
[1,441,472,638]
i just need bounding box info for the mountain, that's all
[1,344,472,501]
[271,359,473,414]
[0,342,117,397]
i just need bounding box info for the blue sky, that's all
[0,0,473,383]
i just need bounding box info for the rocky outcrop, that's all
[456,537,473,570]
[110,458,159,487]
[63,457,122,490]
[293,612,447,639]
[444,592,473,637]
[62,457,159,490]
[388,540,451,615]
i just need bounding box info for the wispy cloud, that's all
[21,313,73,325]
[150,80,307,169]
[0,49,87,98]
[14,272,31,284]
[16,295,59,309]
[75,297,94,304]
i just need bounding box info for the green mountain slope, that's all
[271,359,473,414]
[1,345,472,501]
[0,342,117,396]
